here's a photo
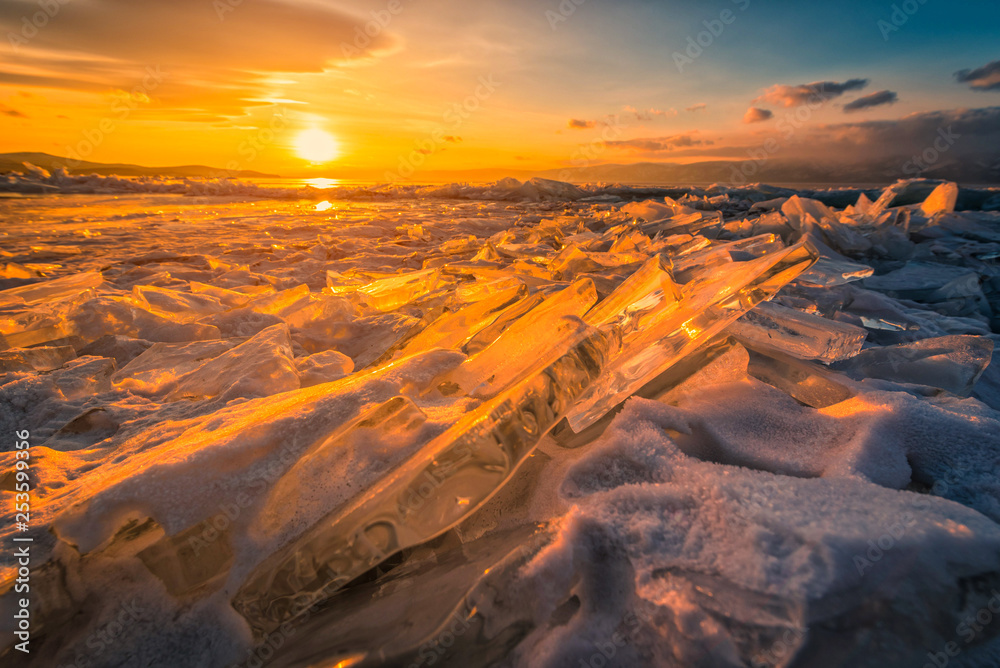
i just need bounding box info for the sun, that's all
[294,128,340,163]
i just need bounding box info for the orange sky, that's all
[1,0,998,180]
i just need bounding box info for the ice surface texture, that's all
[1,177,1000,668]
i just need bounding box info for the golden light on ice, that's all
[294,128,340,163]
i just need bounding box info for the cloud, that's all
[568,119,598,129]
[0,103,26,118]
[955,59,1000,92]
[0,0,399,118]
[795,106,1000,163]
[623,105,677,121]
[605,133,711,151]
[443,135,462,143]
[0,0,396,71]
[843,90,899,113]
[685,103,707,113]
[743,107,773,124]
[564,107,1000,166]
[754,79,869,107]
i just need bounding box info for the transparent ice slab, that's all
[0,344,76,372]
[564,240,819,432]
[231,324,619,636]
[727,300,867,363]
[831,334,993,396]
[444,278,598,397]
[746,348,855,408]
[354,269,448,312]
[391,284,527,360]
[796,257,874,287]
[135,396,427,597]
[0,270,103,307]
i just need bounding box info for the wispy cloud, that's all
[754,79,869,107]
[685,103,707,113]
[955,59,1000,92]
[843,90,898,113]
[606,133,711,151]
[0,0,400,119]
[0,103,27,118]
[743,107,773,123]
[568,118,598,129]
[623,105,676,121]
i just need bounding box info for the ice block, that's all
[231,324,619,636]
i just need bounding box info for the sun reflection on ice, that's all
[305,177,340,189]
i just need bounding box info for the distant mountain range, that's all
[2,152,998,186]
[533,155,1000,187]
[0,152,278,179]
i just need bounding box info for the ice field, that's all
[1,174,1000,667]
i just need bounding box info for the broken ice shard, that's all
[796,257,874,287]
[863,262,982,304]
[231,324,619,636]
[831,335,992,396]
[166,323,299,401]
[112,339,239,396]
[390,284,527,360]
[133,285,227,322]
[462,292,546,355]
[746,347,855,408]
[294,350,354,387]
[445,278,598,397]
[0,270,103,307]
[583,254,681,331]
[726,300,867,363]
[920,181,959,216]
[565,240,819,432]
[0,344,75,372]
[258,396,428,539]
[353,269,446,311]
[137,396,426,596]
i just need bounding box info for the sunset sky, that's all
[1,0,998,179]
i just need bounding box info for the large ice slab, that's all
[831,335,993,396]
[863,262,982,302]
[232,325,619,635]
[166,323,299,401]
[727,300,867,363]
[565,240,819,431]
[445,278,598,397]
[0,270,103,307]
